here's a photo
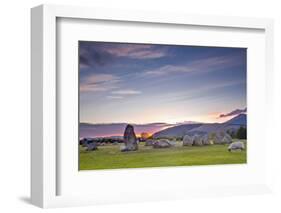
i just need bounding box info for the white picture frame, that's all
[31,4,274,208]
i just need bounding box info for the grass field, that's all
[79,140,246,170]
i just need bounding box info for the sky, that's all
[79,41,246,124]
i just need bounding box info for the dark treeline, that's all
[227,126,247,139]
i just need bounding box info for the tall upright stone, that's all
[193,134,203,146]
[221,133,232,144]
[201,134,210,145]
[183,135,193,146]
[121,124,138,152]
[213,133,223,144]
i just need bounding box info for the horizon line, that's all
[80,113,246,126]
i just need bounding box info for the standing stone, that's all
[212,132,232,144]
[193,135,203,146]
[213,133,223,144]
[183,135,193,146]
[224,133,232,143]
[202,134,210,145]
[121,124,138,152]
[221,134,232,144]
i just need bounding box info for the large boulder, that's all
[213,132,232,144]
[145,139,155,146]
[228,141,245,152]
[193,135,203,146]
[121,124,138,152]
[153,139,172,148]
[213,133,223,144]
[183,135,193,146]
[221,133,232,144]
[85,142,98,151]
[201,134,211,145]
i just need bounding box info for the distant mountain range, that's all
[80,122,173,138]
[153,114,246,138]
[152,124,202,138]
[80,114,246,138]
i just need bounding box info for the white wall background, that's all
[0,0,280,212]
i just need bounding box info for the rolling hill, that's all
[152,123,202,138]
[152,114,246,138]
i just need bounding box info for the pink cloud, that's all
[111,89,142,95]
[80,74,121,92]
[103,44,167,59]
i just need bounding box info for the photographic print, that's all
[79,41,247,170]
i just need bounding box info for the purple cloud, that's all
[79,42,114,68]
[143,55,242,76]
[79,42,168,69]
[219,108,247,118]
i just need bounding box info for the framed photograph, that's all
[31,4,274,208]
[78,41,248,170]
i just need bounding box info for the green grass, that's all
[79,140,247,170]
